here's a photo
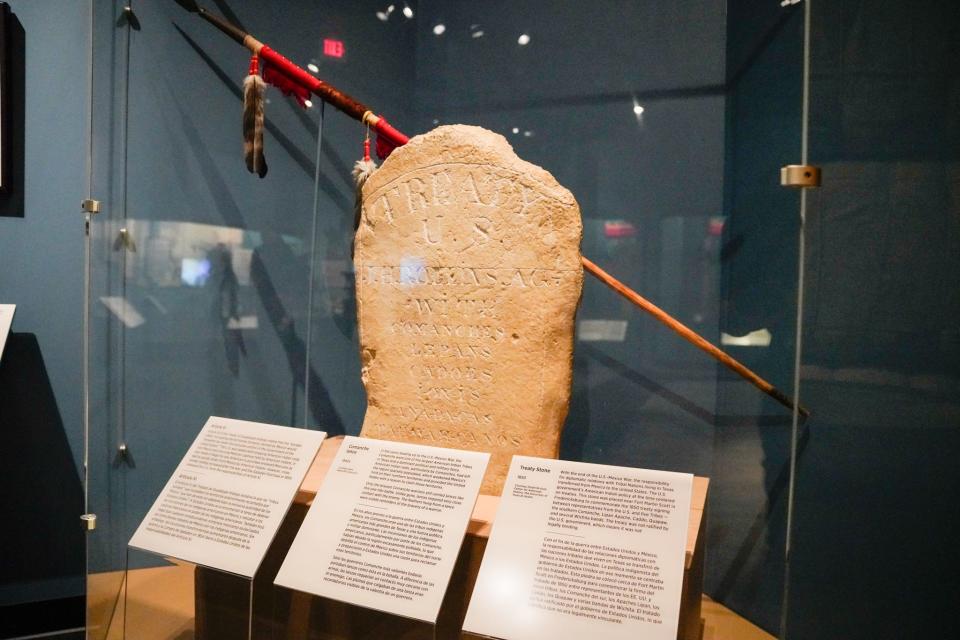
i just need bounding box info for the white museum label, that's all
[463,456,693,640]
[0,304,14,361]
[275,436,490,623]
[129,416,326,578]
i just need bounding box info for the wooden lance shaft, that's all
[582,257,809,417]
[181,2,809,418]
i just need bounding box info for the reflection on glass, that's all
[99,296,145,328]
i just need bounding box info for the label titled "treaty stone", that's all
[355,125,583,493]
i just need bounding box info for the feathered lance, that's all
[175,0,809,418]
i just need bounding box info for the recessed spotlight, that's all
[517,33,531,46]
[307,63,319,73]
[402,3,413,18]
[433,23,446,35]
[304,99,313,108]
[376,11,389,21]
[511,127,519,134]
[633,104,644,115]
[523,130,533,137]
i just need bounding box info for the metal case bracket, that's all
[780,165,821,188]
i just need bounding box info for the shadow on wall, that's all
[0,334,85,621]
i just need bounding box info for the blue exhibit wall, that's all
[724,1,960,638]
[713,0,803,632]
[0,0,91,610]
[787,1,960,638]
[0,1,90,473]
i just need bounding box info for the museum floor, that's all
[87,563,773,640]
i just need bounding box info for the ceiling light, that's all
[307,63,319,73]
[304,99,313,108]
[433,23,446,35]
[517,33,530,46]
[402,3,413,18]
[633,104,644,115]
[512,127,519,134]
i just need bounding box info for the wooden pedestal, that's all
[195,436,709,639]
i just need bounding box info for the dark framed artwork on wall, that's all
[0,1,23,216]
[0,2,9,192]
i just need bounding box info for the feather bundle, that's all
[243,73,268,178]
[352,157,377,231]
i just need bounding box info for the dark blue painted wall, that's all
[0,0,90,607]
[788,1,960,638]
[0,1,90,474]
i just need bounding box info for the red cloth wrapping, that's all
[262,64,310,108]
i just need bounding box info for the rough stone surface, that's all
[355,125,583,493]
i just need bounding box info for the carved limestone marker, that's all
[355,125,583,493]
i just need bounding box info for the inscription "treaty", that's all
[367,166,552,223]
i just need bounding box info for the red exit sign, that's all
[323,38,345,59]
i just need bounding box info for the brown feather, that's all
[243,74,267,178]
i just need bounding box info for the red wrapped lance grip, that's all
[257,45,409,155]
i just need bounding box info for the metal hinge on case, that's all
[780,165,821,188]
[81,514,97,531]
[82,199,101,235]
[117,6,142,31]
[113,443,136,468]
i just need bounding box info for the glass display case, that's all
[83,1,812,638]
